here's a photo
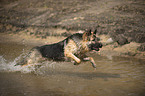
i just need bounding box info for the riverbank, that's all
[0,31,144,60]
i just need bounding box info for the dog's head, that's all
[83,29,97,42]
[83,29,103,51]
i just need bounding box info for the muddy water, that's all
[0,43,145,96]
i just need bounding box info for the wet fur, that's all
[15,31,102,68]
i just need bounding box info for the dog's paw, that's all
[71,61,79,65]
[91,63,96,68]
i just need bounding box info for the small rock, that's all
[116,34,129,45]
[135,33,145,43]
[137,43,145,51]
[106,38,114,44]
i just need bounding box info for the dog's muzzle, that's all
[89,42,103,51]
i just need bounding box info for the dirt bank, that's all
[0,0,145,59]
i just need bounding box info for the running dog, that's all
[15,29,102,68]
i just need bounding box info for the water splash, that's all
[0,55,36,73]
[0,54,68,74]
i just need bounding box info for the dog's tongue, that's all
[93,47,99,51]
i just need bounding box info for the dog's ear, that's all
[83,29,91,41]
[93,29,97,35]
[86,29,92,36]
[91,28,97,35]
[82,32,88,41]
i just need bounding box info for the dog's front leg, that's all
[83,57,96,68]
[65,53,81,64]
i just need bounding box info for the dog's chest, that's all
[64,39,89,54]
[64,39,78,54]
[79,41,90,53]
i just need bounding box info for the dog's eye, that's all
[93,34,96,37]
[95,37,100,41]
[92,39,95,41]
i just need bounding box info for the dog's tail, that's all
[14,47,38,66]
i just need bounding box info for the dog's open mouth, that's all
[92,47,100,51]
[89,43,103,51]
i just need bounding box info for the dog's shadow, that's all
[46,70,120,80]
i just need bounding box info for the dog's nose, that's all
[99,43,103,48]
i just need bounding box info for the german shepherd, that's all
[15,29,102,68]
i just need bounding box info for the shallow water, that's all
[0,43,145,96]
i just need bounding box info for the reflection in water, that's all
[0,43,145,96]
[43,70,120,80]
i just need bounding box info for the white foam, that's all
[0,55,35,73]
[0,54,63,74]
[0,54,74,75]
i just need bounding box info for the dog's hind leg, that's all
[83,57,96,68]
[15,47,43,66]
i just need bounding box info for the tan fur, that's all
[64,39,81,63]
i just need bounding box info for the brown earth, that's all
[0,0,145,59]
